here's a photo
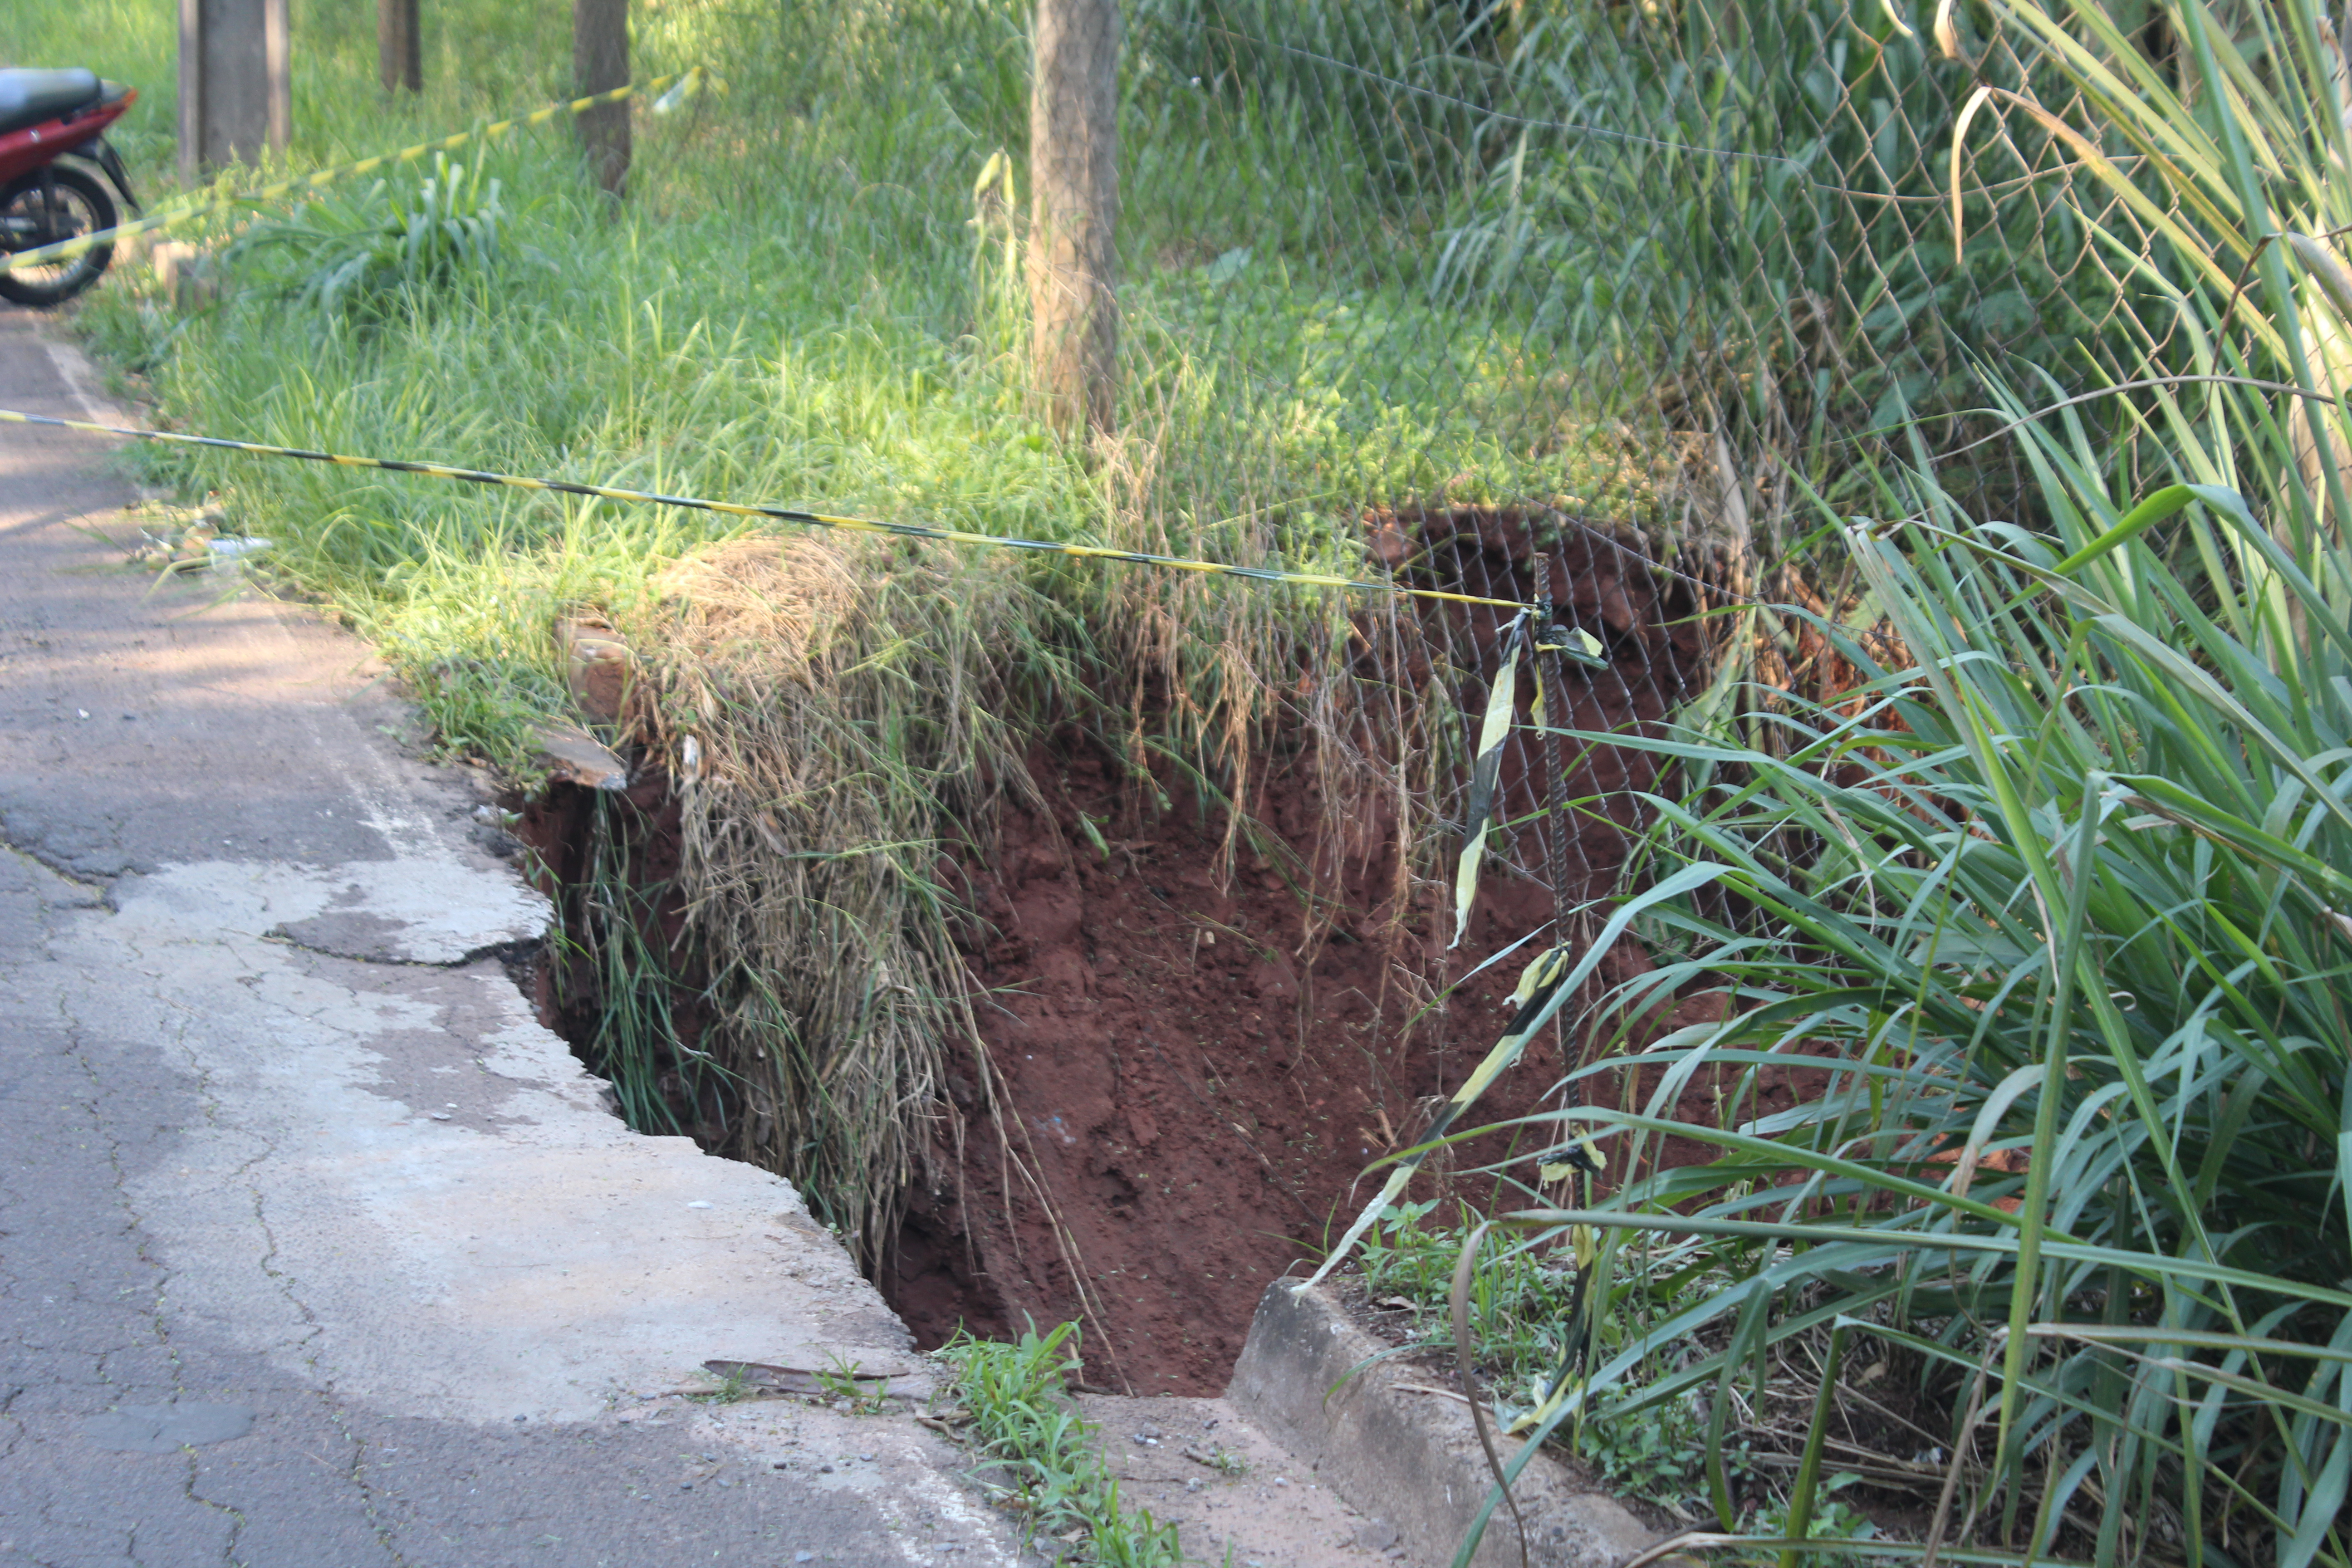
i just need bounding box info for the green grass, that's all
[1350,1201,1774,1524]
[5,0,577,196]
[1351,0,2352,1552]
[934,1323,1184,1567]
[28,0,1663,771]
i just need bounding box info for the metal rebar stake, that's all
[1533,542,1592,1180]
[1530,549,1573,941]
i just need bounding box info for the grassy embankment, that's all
[16,0,1654,773]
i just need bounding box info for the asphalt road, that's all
[0,309,1025,1568]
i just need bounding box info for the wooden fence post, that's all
[378,0,422,94]
[573,0,630,198]
[1028,0,1120,435]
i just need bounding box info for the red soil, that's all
[883,516,1742,1392]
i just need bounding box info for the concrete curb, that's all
[1226,1280,1656,1568]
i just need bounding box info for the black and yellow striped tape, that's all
[0,405,1536,611]
[1,69,709,274]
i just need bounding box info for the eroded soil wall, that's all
[519,514,1761,1394]
[887,517,1723,1390]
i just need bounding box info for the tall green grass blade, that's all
[1454,612,1529,950]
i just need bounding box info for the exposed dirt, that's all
[515,511,1801,1396]
[882,516,1741,1393]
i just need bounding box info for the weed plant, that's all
[1352,1200,1763,1522]
[935,1323,1183,1567]
[225,153,523,328]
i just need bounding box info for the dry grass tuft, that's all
[624,534,1014,1268]
[649,535,862,686]
[620,531,1122,1367]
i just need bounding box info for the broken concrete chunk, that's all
[534,720,629,790]
[151,240,225,309]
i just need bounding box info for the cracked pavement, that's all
[0,312,1029,1566]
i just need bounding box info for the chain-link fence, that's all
[1128,0,2143,516]
[1028,0,2162,952]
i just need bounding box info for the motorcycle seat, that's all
[0,69,103,139]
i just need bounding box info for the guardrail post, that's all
[177,0,290,182]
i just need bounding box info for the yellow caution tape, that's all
[1,68,712,273]
[0,406,1537,612]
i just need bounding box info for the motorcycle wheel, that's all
[0,166,117,308]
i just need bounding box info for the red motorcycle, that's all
[0,69,142,307]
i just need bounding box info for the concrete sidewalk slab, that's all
[82,858,916,1425]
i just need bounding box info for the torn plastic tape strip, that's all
[0,407,1563,617]
[1,70,701,273]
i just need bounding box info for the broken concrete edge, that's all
[1225,1279,1656,1568]
[260,920,538,969]
[12,323,974,1440]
